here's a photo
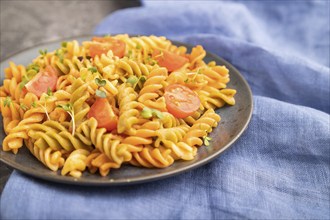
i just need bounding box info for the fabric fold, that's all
[1,96,329,219]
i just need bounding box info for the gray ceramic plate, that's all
[0,36,253,186]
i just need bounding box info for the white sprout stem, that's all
[68,111,75,136]
[39,103,50,121]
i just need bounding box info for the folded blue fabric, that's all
[1,1,329,219]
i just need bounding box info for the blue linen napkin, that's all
[1,1,329,219]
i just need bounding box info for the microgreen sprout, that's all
[139,76,147,84]
[141,108,153,118]
[127,50,133,58]
[20,103,28,111]
[55,49,64,63]
[192,69,202,81]
[126,75,146,89]
[141,107,163,119]
[153,109,163,119]
[126,76,138,86]
[39,87,53,121]
[61,42,67,48]
[39,102,50,121]
[55,50,60,57]
[57,103,72,112]
[88,67,98,73]
[19,77,29,90]
[145,56,157,65]
[95,89,107,98]
[39,49,48,56]
[95,78,106,87]
[31,101,37,108]
[26,63,40,72]
[47,87,53,97]
[203,135,212,146]
[136,44,142,50]
[57,103,75,136]
[3,97,11,107]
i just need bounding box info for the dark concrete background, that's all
[0,0,140,194]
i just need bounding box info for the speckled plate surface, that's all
[0,36,253,186]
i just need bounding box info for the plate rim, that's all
[0,35,253,186]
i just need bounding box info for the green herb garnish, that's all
[127,50,133,58]
[95,78,106,87]
[47,87,53,97]
[145,56,157,65]
[61,42,67,48]
[141,107,163,119]
[55,49,64,63]
[39,49,48,56]
[19,77,29,90]
[39,89,53,121]
[141,107,153,119]
[26,63,40,72]
[126,76,138,86]
[153,109,164,119]
[203,136,212,146]
[57,103,75,136]
[95,89,106,98]
[88,67,98,73]
[191,69,202,81]
[57,103,72,112]
[3,97,11,107]
[20,103,28,111]
[127,75,146,89]
[139,76,146,84]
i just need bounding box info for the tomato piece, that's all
[90,37,126,58]
[25,65,58,98]
[89,44,111,58]
[87,98,118,132]
[164,84,201,118]
[152,49,189,72]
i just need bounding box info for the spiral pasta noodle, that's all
[138,67,168,111]
[130,145,174,168]
[1,35,236,177]
[24,138,65,172]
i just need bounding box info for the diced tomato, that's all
[164,84,201,118]
[25,65,58,98]
[89,44,111,58]
[152,49,189,72]
[90,37,126,58]
[87,98,118,132]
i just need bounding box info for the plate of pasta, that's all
[0,35,252,185]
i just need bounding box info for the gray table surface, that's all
[0,0,140,194]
